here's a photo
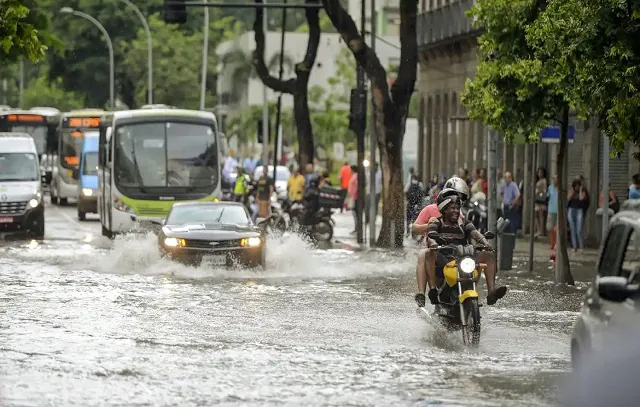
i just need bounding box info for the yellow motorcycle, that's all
[427,230,495,346]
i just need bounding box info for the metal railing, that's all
[417,0,479,48]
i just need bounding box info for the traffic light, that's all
[163,0,187,24]
[349,88,366,133]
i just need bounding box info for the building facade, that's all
[416,0,640,245]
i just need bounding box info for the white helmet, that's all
[443,176,469,202]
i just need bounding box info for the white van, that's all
[0,132,45,238]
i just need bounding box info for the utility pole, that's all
[273,0,287,181]
[368,0,377,246]
[261,7,270,169]
[487,129,498,247]
[18,57,24,108]
[199,0,209,110]
[602,134,610,240]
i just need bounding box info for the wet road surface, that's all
[0,202,592,406]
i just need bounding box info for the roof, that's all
[108,108,216,122]
[0,132,32,138]
[0,133,37,152]
[63,109,105,117]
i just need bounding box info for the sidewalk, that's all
[332,211,600,262]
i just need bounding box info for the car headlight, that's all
[164,237,185,247]
[459,257,476,274]
[28,198,39,208]
[242,237,261,247]
[82,188,93,196]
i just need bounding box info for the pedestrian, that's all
[339,161,351,213]
[501,171,521,233]
[405,174,423,235]
[255,166,274,219]
[547,174,558,248]
[286,165,305,202]
[599,182,619,214]
[374,163,382,214]
[233,165,250,207]
[534,167,549,237]
[568,177,589,251]
[404,167,415,193]
[347,165,359,234]
[629,174,640,199]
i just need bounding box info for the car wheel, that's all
[78,210,86,221]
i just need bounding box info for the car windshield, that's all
[114,121,218,190]
[0,153,39,181]
[83,152,98,175]
[167,205,251,225]
[254,166,290,181]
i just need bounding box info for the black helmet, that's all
[437,188,465,212]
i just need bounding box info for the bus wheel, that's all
[60,198,68,206]
[101,224,113,239]
[78,211,86,221]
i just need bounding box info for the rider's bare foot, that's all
[487,286,507,305]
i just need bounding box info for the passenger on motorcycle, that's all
[301,177,320,226]
[412,178,507,308]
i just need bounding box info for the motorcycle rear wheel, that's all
[461,298,481,346]
[314,220,333,242]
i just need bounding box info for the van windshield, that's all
[0,153,39,181]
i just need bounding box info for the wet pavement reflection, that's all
[0,204,592,406]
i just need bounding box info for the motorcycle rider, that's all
[412,178,507,308]
[301,176,321,227]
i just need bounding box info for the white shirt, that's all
[223,156,238,177]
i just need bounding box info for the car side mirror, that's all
[484,231,495,240]
[597,276,631,303]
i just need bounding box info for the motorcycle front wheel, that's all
[314,220,334,242]
[461,298,481,346]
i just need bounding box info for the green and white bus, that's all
[51,109,105,205]
[97,108,221,238]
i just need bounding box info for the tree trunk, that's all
[322,0,418,248]
[252,0,320,168]
[555,105,575,285]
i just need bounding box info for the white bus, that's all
[97,108,222,238]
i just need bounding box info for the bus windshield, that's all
[113,121,218,191]
[83,152,98,175]
[60,129,85,169]
[8,125,47,155]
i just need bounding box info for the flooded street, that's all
[0,203,590,406]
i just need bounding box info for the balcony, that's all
[417,0,481,49]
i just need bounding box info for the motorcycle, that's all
[466,197,488,233]
[302,207,335,242]
[427,229,495,346]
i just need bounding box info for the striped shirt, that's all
[427,217,476,246]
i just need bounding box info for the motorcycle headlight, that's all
[459,257,476,274]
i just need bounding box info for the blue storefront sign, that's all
[541,125,575,143]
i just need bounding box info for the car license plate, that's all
[0,217,13,223]
[203,255,226,266]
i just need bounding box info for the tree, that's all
[531,0,640,156]
[252,0,321,168]
[22,71,84,111]
[121,15,217,109]
[322,0,418,248]
[0,0,48,62]
[461,0,578,284]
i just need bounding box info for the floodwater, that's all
[0,205,591,406]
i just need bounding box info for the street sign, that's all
[541,125,575,144]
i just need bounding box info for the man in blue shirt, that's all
[502,171,521,233]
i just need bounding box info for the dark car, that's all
[571,200,640,368]
[156,201,266,268]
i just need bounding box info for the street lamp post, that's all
[200,0,209,110]
[60,7,115,110]
[119,0,153,104]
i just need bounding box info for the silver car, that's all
[571,201,640,368]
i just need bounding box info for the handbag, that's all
[535,190,547,205]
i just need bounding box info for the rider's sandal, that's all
[486,286,508,305]
[414,293,426,307]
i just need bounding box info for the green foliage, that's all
[120,14,218,109]
[22,71,83,111]
[529,0,640,155]
[296,11,337,33]
[0,0,48,62]
[461,0,582,142]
